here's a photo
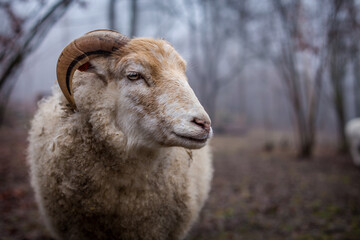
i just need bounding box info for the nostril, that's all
[192,118,211,133]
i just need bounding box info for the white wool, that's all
[346,118,360,166]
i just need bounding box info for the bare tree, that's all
[189,0,250,122]
[108,0,138,36]
[269,0,328,157]
[0,0,75,125]
[108,0,117,30]
[326,0,360,153]
[353,50,360,117]
[346,1,360,117]
[129,0,138,37]
[327,0,348,153]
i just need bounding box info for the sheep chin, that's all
[159,132,209,150]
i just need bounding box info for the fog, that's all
[2,0,360,155]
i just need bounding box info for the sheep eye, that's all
[127,72,142,81]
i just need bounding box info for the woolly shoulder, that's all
[28,86,78,154]
[30,87,62,132]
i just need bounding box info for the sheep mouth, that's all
[173,133,208,144]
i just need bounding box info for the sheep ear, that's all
[86,58,110,82]
[74,58,111,86]
[77,62,92,72]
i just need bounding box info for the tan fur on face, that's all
[116,39,187,80]
[113,39,188,115]
[110,38,211,149]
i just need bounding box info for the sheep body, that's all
[28,35,213,240]
[346,118,360,166]
[28,89,212,240]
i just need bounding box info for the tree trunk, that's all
[129,0,138,37]
[299,137,314,158]
[334,93,348,153]
[108,0,117,30]
[330,44,349,154]
[354,58,360,117]
[294,108,315,158]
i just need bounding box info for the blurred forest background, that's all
[1,0,360,239]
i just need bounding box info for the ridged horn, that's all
[56,29,130,108]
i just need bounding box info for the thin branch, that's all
[0,0,74,89]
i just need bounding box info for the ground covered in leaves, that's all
[1,127,360,240]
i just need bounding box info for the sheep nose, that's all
[192,117,211,133]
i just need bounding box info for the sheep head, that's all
[57,30,212,150]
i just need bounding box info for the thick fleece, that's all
[28,37,213,240]
[28,88,212,240]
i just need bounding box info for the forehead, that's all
[120,38,187,74]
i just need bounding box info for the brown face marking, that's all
[107,37,211,148]
[116,39,186,81]
[114,38,188,117]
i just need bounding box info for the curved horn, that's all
[56,29,130,108]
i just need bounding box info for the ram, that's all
[27,30,213,240]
